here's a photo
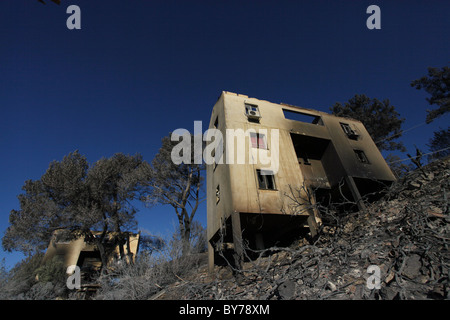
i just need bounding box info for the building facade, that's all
[42,231,140,274]
[206,91,396,271]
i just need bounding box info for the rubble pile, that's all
[157,157,449,300]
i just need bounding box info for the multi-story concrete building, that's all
[206,91,396,271]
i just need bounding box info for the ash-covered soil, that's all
[154,157,449,300]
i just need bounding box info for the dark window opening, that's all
[354,150,369,164]
[256,169,276,190]
[290,133,334,189]
[340,123,359,140]
[212,148,218,171]
[290,134,330,162]
[213,116,218,129]
[216,185,220,204]
[283,109,323,125]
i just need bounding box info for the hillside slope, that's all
[153,157,449,300]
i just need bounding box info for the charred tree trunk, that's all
[177,210,192,256]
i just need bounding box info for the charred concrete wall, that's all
[207,91,396,271]
[42,231,140,273]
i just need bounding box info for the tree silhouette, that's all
[411,66,450,124]
[37,0,61,4]
[143,134,205,256]
[330,94,405,152]
[427,128,450,161]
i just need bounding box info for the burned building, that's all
[42,231,140,274]
[206,91,396,271]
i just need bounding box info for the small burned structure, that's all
[42,230,140,275]
[206,91,396,271]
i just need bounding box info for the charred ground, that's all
[151,157,449,300]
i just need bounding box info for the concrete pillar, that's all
[208,241,215,274]
[231,212,244,270]
[345,176,367,211]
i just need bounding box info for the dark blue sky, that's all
[1,0,449,268]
